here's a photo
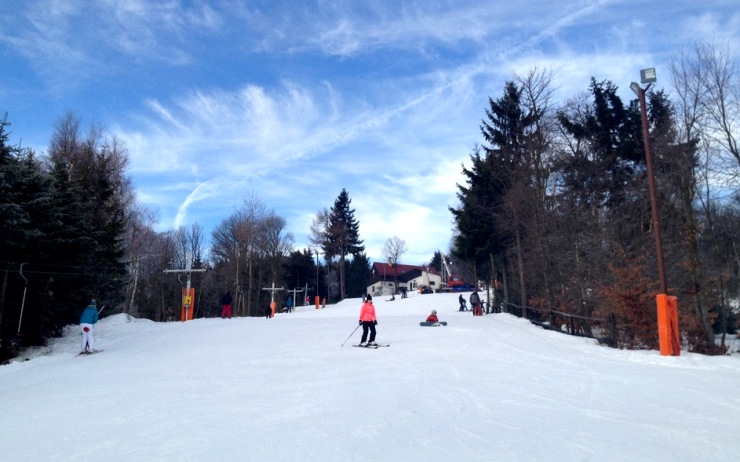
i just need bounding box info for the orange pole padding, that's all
[188,288,195,320]
[181,288,195,322]
[656,294,680,356]
[667,295,680,355]
[270,300,276,318]
[315,295,320,310]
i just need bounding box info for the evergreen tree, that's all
[346,252,371,298]
[283,248,315,294]
[0,115,36,356]
[557,78,642,210]
[325,189,364,300]
[452,81,539,305]
[428,251,442,273]
[554,78,646,321]
[41,113,128,331]
[11,150,58,343]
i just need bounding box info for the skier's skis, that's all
[352,344,389,348]
[76,349,103,356]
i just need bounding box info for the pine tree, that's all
[429,251,442,273]
[0,115,32,356]
[557,78,642,210]
[452,81,537,291]
[346,252,371,298]
[325,189,364,301]
[283,248,315,294]
[44,114,128,329]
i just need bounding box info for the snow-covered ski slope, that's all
[1,292,738,461]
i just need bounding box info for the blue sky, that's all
[2,1,738,265]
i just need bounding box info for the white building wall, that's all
[366,271,442,296]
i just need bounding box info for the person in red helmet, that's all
[358,294,378,347]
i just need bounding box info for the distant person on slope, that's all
[470,289,482,316]
[221,290,233,319]
[358,294,378,347]
[426,310,439,324]
[79,299,99,354]
[458,294,467,311]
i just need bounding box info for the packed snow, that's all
[1,292,738,461]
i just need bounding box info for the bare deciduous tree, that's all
[381,236,408,265]
[382,236,408,294]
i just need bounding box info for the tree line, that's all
[0,112,371,361]
[450,41,739,354]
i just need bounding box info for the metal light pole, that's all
[631,68,679,356]
[630,70,666,295]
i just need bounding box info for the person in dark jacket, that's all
[458,294,467,311]
[470,290,482,316]
[79,299,99,354]
[221,291,233,319]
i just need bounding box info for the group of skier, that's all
[79,287,484,354]
[458,289,484,316]
[357,287,493,345]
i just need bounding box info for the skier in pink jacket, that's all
[358,294,378,347]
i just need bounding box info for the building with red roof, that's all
[366,262,442,297]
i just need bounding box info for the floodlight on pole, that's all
[640,67,657,84]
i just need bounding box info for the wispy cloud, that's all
[1,0,223,83]
[3,0,739,264]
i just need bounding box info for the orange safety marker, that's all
[656,294,680,356]
[181,287,195,322]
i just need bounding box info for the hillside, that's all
[1,292,738,461]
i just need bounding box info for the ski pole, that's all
[341,324,361,346]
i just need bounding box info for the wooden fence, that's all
[500,302,619,347]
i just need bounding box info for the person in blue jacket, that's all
[80,299,99,354]
[285,296,293,313]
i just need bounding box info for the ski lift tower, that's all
[284,286,305,312]
[164,252,207,321]
[262,281,284,317]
